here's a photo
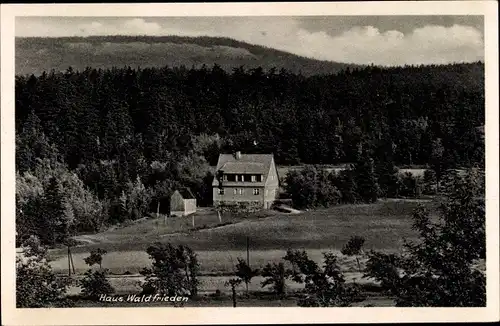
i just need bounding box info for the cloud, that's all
[123,18,162,33]
[243,23,484,66]
[77,18,164,36]
[16,17,484,66]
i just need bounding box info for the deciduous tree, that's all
[235,257,260,295]
[364,170,485,306]
[284,249,361,307]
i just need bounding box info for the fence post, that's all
[246,236,250,267]
[67,245,71,277]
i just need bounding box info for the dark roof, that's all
[174,188,196,199]
[212,153,274,186]
[220,161,265,174]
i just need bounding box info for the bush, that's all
[341,235,366,272]
[16,235,71,307]
[79,269,115,299]
[284,249,361,307]
[140,242,200,297]
[261,262,289,299]
[284,166,341,209]
[422,169,437,195]
[398,172,422,198]
[84,248,107,269]
[333,168,358,204]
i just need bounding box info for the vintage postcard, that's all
[1,1,499,325]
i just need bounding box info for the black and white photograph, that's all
[1,2,499,325]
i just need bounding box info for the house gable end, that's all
[264,156,279,187]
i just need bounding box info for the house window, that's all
[235,175,239,182]
[223,175,228,181]
[241,175,245,182]
[218,189,225,195]
[251,175,256,182]
[270,175,274,181]
[239,189,244,195]
[233,188,237,195]
[253,189,260,195]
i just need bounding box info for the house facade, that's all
[170,189,197,217]
[212,151,279,209]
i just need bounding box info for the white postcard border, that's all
[1,2,498,325]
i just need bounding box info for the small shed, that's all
[170,188,197,217]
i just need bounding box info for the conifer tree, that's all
[16,111,60,173]
[42,177,71,246]
[375,138,400,198]
[353,150,380,203]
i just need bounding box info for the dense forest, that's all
[15,62,485,246]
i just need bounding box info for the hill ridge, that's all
[16,35,359,76]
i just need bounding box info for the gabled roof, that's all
[212,153,274,186]
[173,188,196,199]
[220,161,265,174]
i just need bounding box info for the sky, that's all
[16,16,484,66]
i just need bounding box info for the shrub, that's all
[16,235,71,307]
[341,236,366,273]
[398,172,422,198]
[140,242,200,297]
[261,262,289,299]
[84,248,107,269]
[79,269,115,299]
[333,168,358,204]
[284,249,361,307]
[225,278,242,307]
[285,166,341,209]
[422,169,437,195]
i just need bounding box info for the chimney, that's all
[235,151,242,160]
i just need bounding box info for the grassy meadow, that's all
[49,200,436,276]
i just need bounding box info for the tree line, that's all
[16,62,484,169]
[16,171,485,307]
[283,149,479,209]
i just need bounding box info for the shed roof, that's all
[173,188,196,199]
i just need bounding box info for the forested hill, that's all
[16,35,358,76]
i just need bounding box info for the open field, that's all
[71,207,276,248]
[51,248,372,276]
[48,200,436,276]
